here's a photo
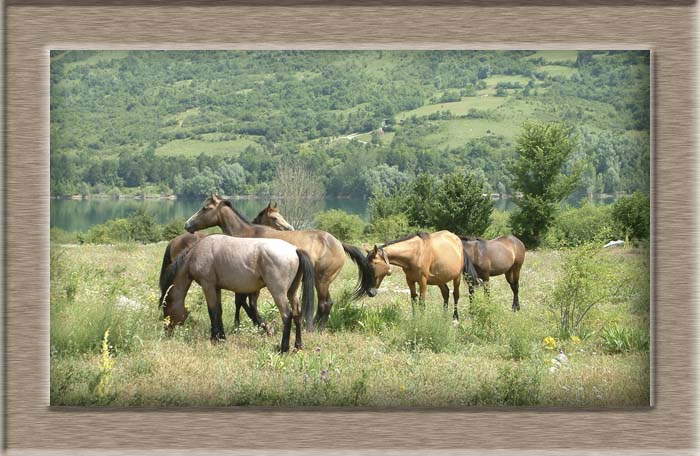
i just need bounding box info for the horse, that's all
[158,202,296,334]
[366,230,470,320]
[252,201,294,231]
[160,234,315,353]
[460,235,526,312]
[184,193,377,331]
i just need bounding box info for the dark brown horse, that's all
[460,235,526,311]
[366,230,468,320]
[158,202,295,333]
[184,194,377,331]
[160,234,314,352]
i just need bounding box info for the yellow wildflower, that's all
[570,335,581,345]
[543,336,557,350]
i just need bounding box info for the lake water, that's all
[50,197,369,232]
[49,195,605,232]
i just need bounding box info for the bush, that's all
[548,243,623,338]
[161,217,187,240]
[314,209,365,242]
[483,210,511,239]
[80,208,163,244]
[600,324,649,354]
[366,214,412,243]
[544,203,614,247]
[612,192,650,240]
[391,304,458,353]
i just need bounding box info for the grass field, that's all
[155,138,261,157]
[50,240,650,407]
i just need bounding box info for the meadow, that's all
[50,239,650,407]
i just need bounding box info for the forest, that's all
[50,50,650,200]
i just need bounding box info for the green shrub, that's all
[50,227,79,244]
[466,292,504,342]
[548,243,623,338]
[314,209,365,242]
[544,202,614,248]
[161,217,187,240]
[491,363,542,406]
[80,208,163,244]
[612,192,650,240]
[483,210,511,239]
[391,304,458,353]
[367,214,412,243]
[600,324,649,354]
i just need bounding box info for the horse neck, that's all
[218,205,256,236]
[384,238,422,270]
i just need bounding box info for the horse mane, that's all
[380,232,430,249]
[158,248,190,307]
[221,199,252,226]
[460,236,488,256]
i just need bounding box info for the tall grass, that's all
[49,242,650,407]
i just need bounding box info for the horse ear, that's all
[273,201,278,208]
[267,200,273,209]
[372,245,379,254]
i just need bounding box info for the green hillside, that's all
[50,50,650,199]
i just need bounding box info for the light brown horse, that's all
[160,235,314,352]
[158,202,295,333]
[366,230,468,320]
[184,194,377,331]
[252,201,294,231]
[460,235,526,312]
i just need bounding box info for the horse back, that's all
[257,227,345,271]
[426,231,464,281]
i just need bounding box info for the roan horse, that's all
[158,202,294,333]
[160,234,315,352]
[460,235,526,311]
[366,230,470,320]
[184,194,377,331]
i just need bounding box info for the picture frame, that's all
[4,0,696,453]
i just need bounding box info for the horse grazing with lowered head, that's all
[158,201,295,334]
[366,230,471,320]
[160,234,315,353]
[184,194,377,331]
[460,235,526,311]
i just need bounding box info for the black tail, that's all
[158,247,190,308]
[342,243,376,300]
[296,249,316,331]
[462,249,481,288]
[158,242,173,298]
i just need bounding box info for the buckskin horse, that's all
[460,235,526,311]
[158,202,295,334]
[160,234,314,352]
[366,230,472,320]
[184,194,377,331]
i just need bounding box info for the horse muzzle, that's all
[367,288,378,298]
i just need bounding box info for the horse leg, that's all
[234,293,245,330]
[204,286,225,342]
[272,293,293,353]
[507,269,521,312]
[313,281,333,333]
[418,277,428,306]
[407,280,418,316]
[438,284,450,311]
[249,292,272,335]
[288,288,303,350]
[452,276,461,321]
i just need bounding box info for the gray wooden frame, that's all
[4,2,695,454]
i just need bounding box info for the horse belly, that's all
[216,274,266,294]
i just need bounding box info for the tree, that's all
[270,161,325,230]
[509,122,581,248]
[219,162,247,196]
[430,172,493,236]
[611,192,650,241]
